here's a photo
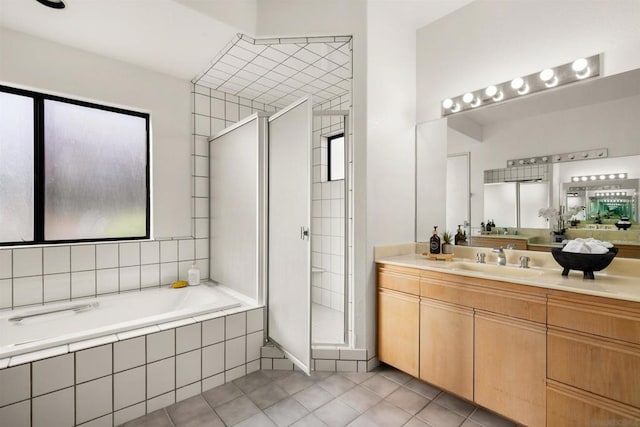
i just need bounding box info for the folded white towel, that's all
[562,238,612,254]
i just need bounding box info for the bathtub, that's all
[0,284,241,361]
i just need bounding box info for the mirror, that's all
[416,67,640,257]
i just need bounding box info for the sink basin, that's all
[449,262,544,278]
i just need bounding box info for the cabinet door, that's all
[378,289,419,377]
[475,311,546,427]
[420,298,473,400]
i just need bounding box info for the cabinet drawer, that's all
[547,380,640,425]
[420,270,546,323]
[377,264,420,295]
[548,327,640,407]
[548,294,640,345]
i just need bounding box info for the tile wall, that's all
[0,306,264,427]
[260,344,378,373]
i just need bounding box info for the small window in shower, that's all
[328,133,345,181]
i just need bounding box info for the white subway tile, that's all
[239,105,252,120]
[261,359,273,370]
[0,364,30,406]
[176,323,201,354]
[225,336,245,370]
[211,98,225,119]
[76,344,112,384]
[195,199,208,219]
[71,245,95,272]
[211,117,225,135]
[312,348,339,359]
[32,353,74,396]
[76,376,112,424]
[226,312,246,339]
[119,266,140,291]
[225,365,245,382]
[336,360,357,372]
[195,93,210,116]
[246,359,260,374]
[195,238,209,259]
[176,381,201,402]
[9,345,67,367]
[0,250,11,279]
[13,248,42,277]
[13,276,43,307]
[140,241,159,265]
[273,358,294,371]
[195,114,210,136]
[201,342,224,378]
[160,240,178,263]
[202,317,224,346]
[114,337,145,373]
[314,359,336,372]
[32,387,74,427]
[178,239,195,261]
[176,349,201,388]
[96,244,118,269]
[43,273,70,302]
[113,402,145,426]
[246,308,264,333]
[261,346,284,358]
[146,391,175,413]
[195,218,209,238]
[147,357,175,398]
[160,262,178,285]
[140,263,160,288]
[0,400,29,427]
[195,136,209,156]
[178,260,191,281]
[225,101,239,122]
[43,246,70,274]
[119,242,140,267]
[69,335,117,353]
[0,279,13,309]
[147,329,175,362]
[95,268,117,295]
[113,366,145,411]
[195,259,209,280]
[202,373,224,391]
[194,84,210,96]
[246,331,262,362]
[71,270,96,298]
[339,349,367,361]
[194,177,209,198]
[78,413,112,427]
[195,155,209,177]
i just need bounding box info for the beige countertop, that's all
[375,245,640,303]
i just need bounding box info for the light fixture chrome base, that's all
[507,148,608,168]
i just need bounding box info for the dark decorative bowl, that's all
[551,247,618,280]
[615,222,632,230]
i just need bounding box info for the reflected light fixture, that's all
[441,54,601,116]
[35,0,66,9]
[572,172,627,182]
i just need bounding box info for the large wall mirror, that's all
[416,67,640,257]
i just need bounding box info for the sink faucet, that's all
[476,252,486,264]
[492,247,506,266]
[520,256,530,269]
[506,244,516,250]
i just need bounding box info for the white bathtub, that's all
[0,284,241,360]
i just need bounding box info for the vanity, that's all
[376,245,640,426]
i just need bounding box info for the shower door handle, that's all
[300,226,310,240]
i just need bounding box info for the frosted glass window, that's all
[44,100,148,241]
[0,92,34,243]
[328,134,344,181]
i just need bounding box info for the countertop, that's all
[376,248,640,303]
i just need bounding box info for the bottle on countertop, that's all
[430,226,441,254]
[454,225,463,245]
[188,263,201,286]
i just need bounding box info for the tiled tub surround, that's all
[0,305,265,427]
[0,240,208,311]
[0,284,240,360]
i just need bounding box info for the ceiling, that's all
[195,34,352,108]
[0,0,474,82]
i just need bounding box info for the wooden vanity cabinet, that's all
[377,265,420,377]
[547,292,640,423]
[419,298,473,400]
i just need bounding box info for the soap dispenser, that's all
[430,226,441,254]
[188,263,201,286]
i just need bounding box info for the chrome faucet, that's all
[520,256,530,269]
[506,244,516,250]
[492,247,506,266]
[476,252,486,264]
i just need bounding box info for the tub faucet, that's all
[492,247,506,266]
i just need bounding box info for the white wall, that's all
[0,28,192,238]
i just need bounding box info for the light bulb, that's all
[572,177,580,182]
[511,77,524,90]
[590,176,597,181]
[618,173,626,179]
[485,86,497,97]
[572,58,588,72]
[462,93,474,103]
[443,99,453,109]
[581,176,588,181]
[609,174,616,179]
[539,69,554,82]
[599,175,606,180]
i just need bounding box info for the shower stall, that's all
[208,95,350,373]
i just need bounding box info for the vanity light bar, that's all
[595,192,628,197]
[506,148,608,168]
[572,172,627,182]
[441,54,601,117]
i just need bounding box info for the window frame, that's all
[0,84,151,246]
[327,132,345,182]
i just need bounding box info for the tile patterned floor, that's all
[122,364,518,427]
